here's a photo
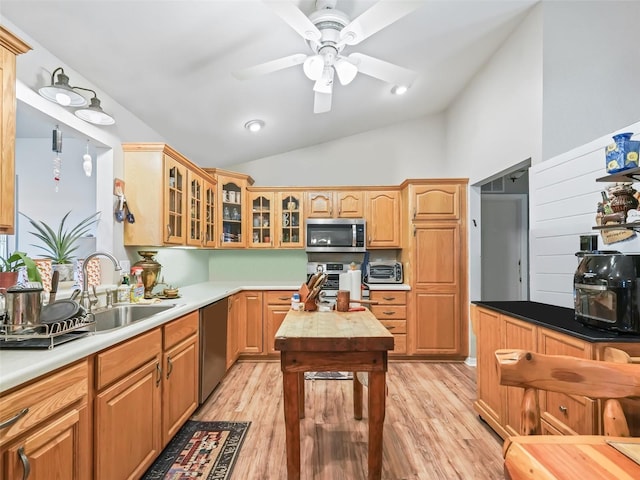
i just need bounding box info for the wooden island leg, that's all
[368,370,386,480]
[353,372,363,420]
[282,369,301,480]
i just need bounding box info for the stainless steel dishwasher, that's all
[199,297,228,404]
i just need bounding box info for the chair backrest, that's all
[495,348,640,436]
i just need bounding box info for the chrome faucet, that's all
[80,252,122,313]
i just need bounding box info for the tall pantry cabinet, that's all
[400,180,468,358]
[0,27,31,234]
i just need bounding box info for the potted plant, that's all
[0,251,42,289]
[21,210,101,281]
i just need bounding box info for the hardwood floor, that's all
[192,361,505,479]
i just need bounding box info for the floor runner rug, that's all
[304,371,353,380]
[141,420,250,480]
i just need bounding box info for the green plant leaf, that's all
[20,210,101,264]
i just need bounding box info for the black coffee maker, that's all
[574,251,640,334]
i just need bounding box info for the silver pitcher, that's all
[2,285,43,332]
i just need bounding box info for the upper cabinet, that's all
[305,190,364,218]
[277,192,304,248]
[186,171,216,248]
[204,169,254,249]
[0,27,31,234]
[410,183,463,221]
[365,190,401,248]
[247,191,274,248]
[123,143,216,247]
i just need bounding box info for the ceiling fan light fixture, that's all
[313,67,334,94]
[244,119,265,133]
[334,57,357,85]
[38,67,88,107]
[303,55,324,80]
[390,84,409,96]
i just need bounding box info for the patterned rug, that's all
[141,420,250,480]
[304,371,353,380]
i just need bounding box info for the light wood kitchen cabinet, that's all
[227,293,240,369]
[502,315,537,436]
[237,290,264,354]
[264,290,296,355]
[473,304,640,439]
[123,143,216,246]
[187,171,217,248]
[401,179,468,359]
[370,290,407,354]
[204,169,254,248]
[411,223,465,355]
[248,191,274,248]
[0,27,31,234]
[472,306,504,434]
[410,183,462,221]
[162,312,199,446]
[276,192,304,248]
[305,190,364,218]
[94,328,162,480]
[537,329,594,436]
[365,190,401,248]
[0,361,89,480]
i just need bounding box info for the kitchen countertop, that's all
[473,301,640,342]
[0,281,299,393]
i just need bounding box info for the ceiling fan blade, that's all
[347,52,417,87]
[233,53,307,80]
[339,0,423,46]
[314,91,332,114]
[265,0,321,42]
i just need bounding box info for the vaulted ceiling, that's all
[4,0,537,167]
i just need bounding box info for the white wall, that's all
[230,114,448,186]
[446,3,543,185]
[542,1,640,161]
[530,122,640,308]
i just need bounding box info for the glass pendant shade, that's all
[75,97,115,125]
[38,68,88,107]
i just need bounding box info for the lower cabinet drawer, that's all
[96,328,162,390]
[371,305,406,320]
[541,392,595,435]
[391,334,407,354]
[265,290,296,305]
[378,319,406,334]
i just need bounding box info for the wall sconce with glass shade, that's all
[38,67,115,125]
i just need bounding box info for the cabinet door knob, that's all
[166,356,173,379]
[559,405,568,414]
[155,363,162,387]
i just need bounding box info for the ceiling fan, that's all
[234,0,421,114]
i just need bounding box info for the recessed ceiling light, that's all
[244,119,265,132]
[390,85,408,96]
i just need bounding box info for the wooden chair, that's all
[495,348,640,437]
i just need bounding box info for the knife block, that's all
[299,283,317,312]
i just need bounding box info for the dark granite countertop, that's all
[473,301,640,343]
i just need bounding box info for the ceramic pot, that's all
[610,187,638,214]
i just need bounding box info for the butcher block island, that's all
[274,309,394,480]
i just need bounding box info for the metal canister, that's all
[3,285,43,332]
[133,251,162,299]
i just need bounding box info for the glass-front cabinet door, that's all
[163,155,186,244]
[187,172,203,247]
[203,180,216,248]
[219,180,245,247]
[277,192,304,248]
[249,192,273,248]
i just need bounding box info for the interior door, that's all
[481,194,528,301]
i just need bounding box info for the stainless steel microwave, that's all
[305,218,366,253]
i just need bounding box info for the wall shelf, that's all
[593,223,640,231]
[596,167,640,183]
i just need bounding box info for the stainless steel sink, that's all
[90,304,179,333]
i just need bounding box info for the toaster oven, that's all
[366,261,403,284]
